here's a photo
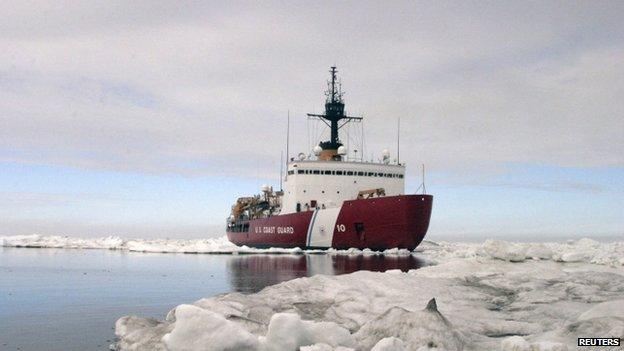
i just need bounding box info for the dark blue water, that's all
[0,248,425,351]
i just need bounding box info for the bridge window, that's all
[288,170,294,175]
[346,171,354,176]
[399,174,404,178]
[313,170,320,174]
[297,170,304,174]
[357,171,364,176]
[324,170,332,175]
[336,170,343,175]
[367,172,374,176]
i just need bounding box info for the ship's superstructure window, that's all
[289,168,404,178]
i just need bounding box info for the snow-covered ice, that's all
[108,238,623,351]
[0,234,304,254]
[2,235,623,265]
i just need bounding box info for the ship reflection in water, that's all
[226,254,428,293]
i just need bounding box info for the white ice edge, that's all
[113,256,624,351]
[2,234,624,265]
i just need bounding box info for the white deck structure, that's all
[280,160,405,215]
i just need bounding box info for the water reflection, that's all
[226,254,427,293]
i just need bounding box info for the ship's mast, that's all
[307,67,362,160]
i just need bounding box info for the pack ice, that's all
[108,238,624,351]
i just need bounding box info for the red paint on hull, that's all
[226,194,433,250]
[227,211,313,248]
[332,195,433,250]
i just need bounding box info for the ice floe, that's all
[0,234,305,254]
[419,238,624,266]
[0,234,125,250]
[2,235,623,265]
[113,253,624,350]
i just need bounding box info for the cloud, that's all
[1,1,623,178]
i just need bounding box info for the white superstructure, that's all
[280,160,405,214]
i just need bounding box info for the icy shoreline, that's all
[114,256,624,351]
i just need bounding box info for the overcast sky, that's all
[1,1,622,239]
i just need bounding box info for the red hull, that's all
[227,194,432,250]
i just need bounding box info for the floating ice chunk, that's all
[501,336,531,351]
[115,315,170,351]
[482,240,527,262]
[382,248,413,256]
[371,337,406,351]
[260,313,354,351]
[162,304,260,351]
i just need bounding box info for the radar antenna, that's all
[307,67,362,160]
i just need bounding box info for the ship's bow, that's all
[331,194,433,250]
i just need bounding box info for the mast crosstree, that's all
[307,67,362,157]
